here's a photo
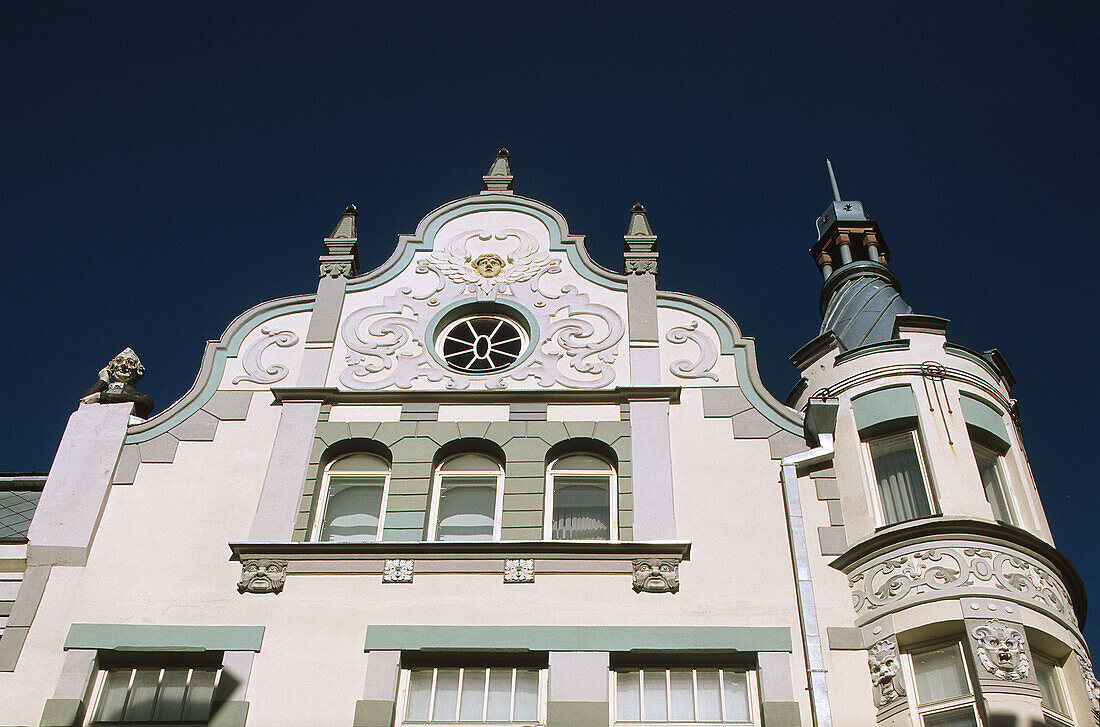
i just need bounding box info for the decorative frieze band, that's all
[846,540,1076,628]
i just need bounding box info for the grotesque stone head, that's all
[108,348,145,385]
[472,253,506,278]
[237,559,287,594]
[972,619,1030,681]
[868,639,905,705]
[632,558,679,593]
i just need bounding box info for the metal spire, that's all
[826,159,841,202]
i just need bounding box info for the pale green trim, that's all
[851,385,918,431]
[833,339,910,365]
[126,297,314,444]
[64,624,264,652]
[733,349,802,435]
[944,343,1002,380]
[364,625,791,652]
[960,393,1010,447]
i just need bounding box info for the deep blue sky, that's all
[3,4,1097,644]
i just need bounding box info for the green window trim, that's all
[959,393,1011,449]
[851,385,918,432]
[64,624,265,653]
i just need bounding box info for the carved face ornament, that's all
[237,559,287,594]
[108,348,144,384]
[632,558,679,593]
[972,620,1030,680]
[472,253,506,278]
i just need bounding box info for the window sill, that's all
[230,540,690,593]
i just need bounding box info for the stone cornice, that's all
[268,386,682,405]
[230,540,691,561]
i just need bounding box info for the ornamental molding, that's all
[632,558,680,594]
[426,228,556,297]
[665,320,719,381]
[846,541,1076,629]
[237,559,287,594]
[503,558,534,583]
[868,638,906,707]
[320,259,355,278]
[970,619,1031,681]
[383,559,414,583]
[1074,649,1100,719]
[232,328,299,385]
[340,248,624,391]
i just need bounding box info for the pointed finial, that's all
[626,203,653,236]
[329,204,358,239]
[321,204,360,278]
[623,202,658,275]
[482,148,514,193]
[826,159,842,202]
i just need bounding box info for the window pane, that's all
[513,669,539,721]
[616,671,641,721]
[1035,658,1069,715]
[122,668,159,721]
[870,433,932,524]
[552,478,611,539]
[643,671,668,721]
[721,671,750,722]
[974,444,1013,525]
[95,670,133,722]
[328,453,388,472]
[438,453,499,472]
[321,483,384,541]
[459,668,486,720]
[152,669,188,721]
[182,669,216,721]
[923,706,979,727]
[486,669,513,721]
[553,454,612,471]
[432,669,460,721]
[913,645,970,705]
[696,670,721,721]
[669,670,694,721]
[437,480,496,541]
[406,670,433,721]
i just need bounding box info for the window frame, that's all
[1034,653,1075,726]
[861,428,938,527]
[86,664,221,726]
[970,438,1018,527]
[310,452,392,543]
[900,640,982,727]
[543,452,618,541]
[395,666,548,726]
[427,452,506,542]
[610,667,761,726]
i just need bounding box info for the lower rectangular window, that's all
[612,668,759,725]
[1035,654,1075,726]
[399,666,546,725]
[90,666,218,725]
[904,642,980,727]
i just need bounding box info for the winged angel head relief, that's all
[427,229,556,297]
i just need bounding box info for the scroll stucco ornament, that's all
[632,558,680,594]
[504,558,534,583]
[1074,650,1100,718]
[868,639,906,706]
[232,328,299,385]
[972,619,1030,681]
[427,229,556,297]
[666,320,719,381]
[237,559,287,594]
[80,348,154,419]
[383,559,414,583]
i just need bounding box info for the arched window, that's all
[428,452,504,542]
[312,453,391,542]
[545,453,616,540]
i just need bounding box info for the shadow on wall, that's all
[988,717,1045,727]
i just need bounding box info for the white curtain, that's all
[870,434,932,524]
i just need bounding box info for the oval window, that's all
[436,314,527,373]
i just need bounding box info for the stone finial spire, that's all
[320,204,360,278]
[482,148,514,193]
[623,203,658,275]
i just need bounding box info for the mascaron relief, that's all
[341,227,624,390]
[232,328,299,385]
[868,638,906,707]
[848,544,1075,627]
[504,558,535,583]
[665,320,719,381]
[971,619,1030,681]
[383,559,414,583]
[1074,649,1100,719]
[237,559,288,594]
[632,558,679,594]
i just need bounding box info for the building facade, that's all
[0,151,1095,727]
